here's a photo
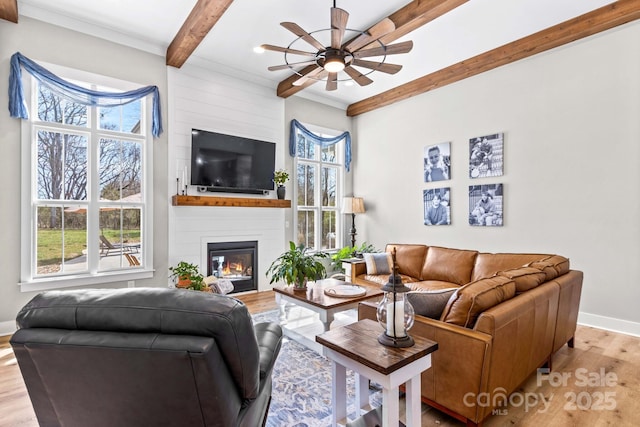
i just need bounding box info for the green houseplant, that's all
[169,261,207,291]
[330,242,378,272]
[267,241,328,290]
[273,169,289,186]
[273,169,289,200]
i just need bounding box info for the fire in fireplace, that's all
[207,241,258,294]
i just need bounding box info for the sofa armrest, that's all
[350,260,367,282]
[254,322,283,380]
[551,270,583,352]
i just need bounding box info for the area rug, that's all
[252,309,383,427]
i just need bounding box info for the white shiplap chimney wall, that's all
[167,65,286,291]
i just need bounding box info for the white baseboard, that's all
[578,311,640,338]
[0,320,16,337]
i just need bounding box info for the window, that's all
[294,123,344,251]
[20,63,153,291]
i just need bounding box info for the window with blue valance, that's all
[289,119,351,171]
[8,52,163,138]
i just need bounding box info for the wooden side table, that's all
[316,319,438,427]
[340,258,365,283]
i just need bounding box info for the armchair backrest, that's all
[11,288,262,427]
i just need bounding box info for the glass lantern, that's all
[376,251,415,348]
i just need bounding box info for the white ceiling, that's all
[18,0,615,108]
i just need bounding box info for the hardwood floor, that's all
[1,290,639,427]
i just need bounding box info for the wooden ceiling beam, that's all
[277,0,469,99]
[381,0,468,45]
[166,0,234,68]
[0,0,18,23]
[347,0,640,117]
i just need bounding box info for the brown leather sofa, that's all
[355,244,582,427]
[10,288,283,427]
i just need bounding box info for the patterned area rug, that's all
[252,310,383,427]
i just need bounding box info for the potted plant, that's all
[169,261,208,291]
[273,169,289,200]
[267,241,328,290]
[330,242,378,272]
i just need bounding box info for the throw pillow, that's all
[364,252,393,275]
[526,255,570,281]
[406,288,457,319]
[441,275,516,328]
[497,267,546,294]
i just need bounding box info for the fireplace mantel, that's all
[172,195,291,208]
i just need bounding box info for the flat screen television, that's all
[191,129,276,195]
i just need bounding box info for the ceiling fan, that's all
[260,1,413,91]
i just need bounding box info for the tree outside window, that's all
[294,126,343,251]
[29,80,146,279]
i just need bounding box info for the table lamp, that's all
[376,249,415,348]
[342,197,365,248]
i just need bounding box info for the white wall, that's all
[352,21,640,335]
[167,65,286,291]
[0,17,169,334]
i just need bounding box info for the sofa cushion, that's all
[363,252,392,275]
[362,274,419,287]
[421,246,478,285]
[409,280,461,292]
[441,275,516,328]
[406,288,458,319]
[385,244,428,279]
[497,267,547,294]
[526,255,570,281]
[471,253,551,281]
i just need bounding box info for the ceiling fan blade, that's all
[292,66,327,86]
[326,72,338,91]
[281,22,326,51]
[268,60,319,71]
[260,44,317,57]
[331,7,349,49]
[351,58,403,74]
[343,66,373,86]
[342,18,395,53]
[353,40,414,59]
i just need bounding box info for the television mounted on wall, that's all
[191,129,276,195]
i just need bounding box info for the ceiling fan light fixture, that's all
[324,56,345,73]
[262,2,411,91]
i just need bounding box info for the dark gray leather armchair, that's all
[10,287,283,427]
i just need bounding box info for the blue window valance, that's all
[9,52,163,138]
[289,119,351,171]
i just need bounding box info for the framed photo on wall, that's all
[469,184,503,226]
[424,142,451,182]
[424,188,451,225]
[469,133,503,178]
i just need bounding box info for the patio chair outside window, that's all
[125,253,140,267]
[100,235,140,256]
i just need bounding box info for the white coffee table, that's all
[273,278,383,353]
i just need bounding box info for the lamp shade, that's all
[342,197,365,214]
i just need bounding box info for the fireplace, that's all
[207,241,258,294]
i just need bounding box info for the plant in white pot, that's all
[273,169,289,200]
[266,241,328,290]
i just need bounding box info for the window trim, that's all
[19,61,154,292]
[293,122,345,252]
